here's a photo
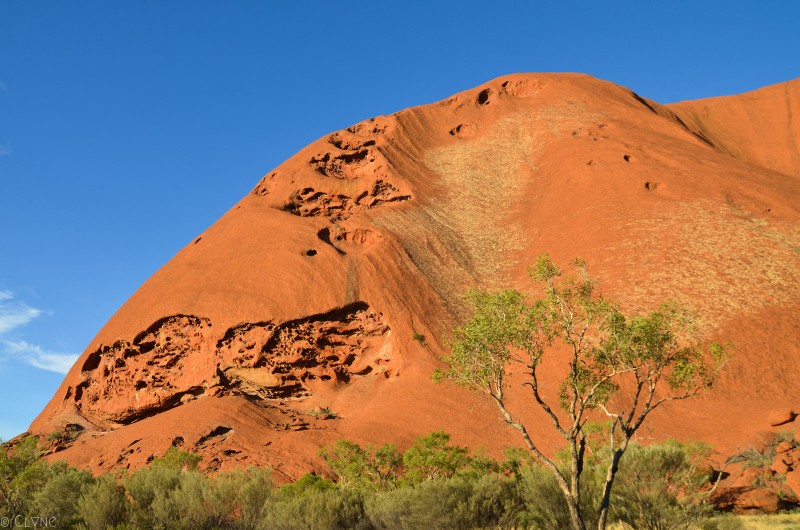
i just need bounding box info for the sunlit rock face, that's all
[30,74,800,480]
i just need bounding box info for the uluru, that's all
[27,73,800,483]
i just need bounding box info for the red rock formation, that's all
[27,74,800,482]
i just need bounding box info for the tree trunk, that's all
[596,449,624,530]
[568,436,587,530]
[555,477,587,530]
[566,497,587,530]
[550,460,587,530]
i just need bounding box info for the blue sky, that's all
[1,1,798,440]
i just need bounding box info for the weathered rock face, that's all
[28,73,800,480]
[72,303,389,425]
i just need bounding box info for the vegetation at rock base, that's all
[434,254,729,530]
[1,430,764,529]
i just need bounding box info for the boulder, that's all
[770,455,791,475]
[713,486,797,513]
[786,470,800,498]
[732,466,767,488]
[768,408,797,426]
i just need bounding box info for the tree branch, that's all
[524,371,567,438]
[489,393,566,484]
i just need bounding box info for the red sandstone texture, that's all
[26,74,800,491]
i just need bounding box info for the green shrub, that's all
[0,436,50,519]
[278,473,335,497]
[76,474,130,530]
[124,465,183,528]
[463,473,524,529]
[401,431,485,485]
[152,469,236,530]
[518,463,582,530]
[265,487,368,530]
[366,474,520,530]
[151,446,202,471]
[320,440,401,492]
[366,476,474,530]
[220,467,274,530]
[610,441,714,530]
[28,462,92,528]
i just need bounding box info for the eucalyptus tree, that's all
[435,254,728,530]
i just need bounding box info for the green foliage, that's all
[76,474,129,530]
[500,447,534,475]
[435,254,729,530]
[517,457,603,530]
[320,431,496,492]
[28,462,92,529]
[264,488,368,530]
[48,431,64,442]
[0,432,732,530]
[150,446,202,471]
[308,407,338,419]
[402,431,475,484]
[435,289,528,394]
[610,441,714,530]
[0,436,50,519]
[279,473,335,497]
[366,474,521,530]
[123,465,184,528]
[151,469,236,530]
[218,467,274,530]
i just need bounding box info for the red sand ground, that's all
[26,74,800,491]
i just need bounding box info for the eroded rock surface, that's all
[65,303,389,428]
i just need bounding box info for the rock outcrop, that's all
[27,74,800,481]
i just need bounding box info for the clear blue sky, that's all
[1,1,798,440]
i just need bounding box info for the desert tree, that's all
[434,254,728,530]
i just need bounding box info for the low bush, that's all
[1,432,726,529]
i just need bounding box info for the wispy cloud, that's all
[1,340,78,374]
[0,291,78,374]
[0,290,42,333]
[0,145,10,157]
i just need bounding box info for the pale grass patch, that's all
[374,112,549,319]
[611,512,800,529]
[606,200,800,333]
[422,113,540,285]
[729,512,800,529]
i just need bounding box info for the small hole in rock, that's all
[623,154,631,162]
[476,89,492,105]
[304,249,318,256]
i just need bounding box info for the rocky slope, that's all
[27,74,800,486]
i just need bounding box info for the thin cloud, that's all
[0,291,78,374]
[1,340,78,374]
[0,145,10,156]
[0,291,42,334]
